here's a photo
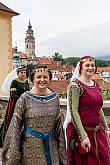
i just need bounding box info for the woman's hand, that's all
[10,88,16,91]
[81,136,91,152]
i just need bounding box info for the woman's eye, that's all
[36,76,41,78]
[85,64,95,67]
[35,76,48,79]
[91,64,95,67]
[85,64,90,67]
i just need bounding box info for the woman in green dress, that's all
[0,66,29,146]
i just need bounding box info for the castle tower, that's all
[25,20,35,57]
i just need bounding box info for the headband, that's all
[80,57,96,63]
[36,68,48,73]
[17,67,26,72]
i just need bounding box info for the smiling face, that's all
[33,69,50,90]
[81,61,96,77]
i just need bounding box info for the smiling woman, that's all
[2,65,67,165]
[31,65,52,95]
[64,56,110,165]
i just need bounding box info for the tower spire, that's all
[25,20,35,57]
[28,19,32,29]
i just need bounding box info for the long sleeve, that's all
[10,80,19,101]
[10,79,29,102]
[2,95,26,165]
[54,113,67,165]
[69,82,87,141]
[100,108,109,131]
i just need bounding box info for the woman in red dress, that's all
[64,56,110,165]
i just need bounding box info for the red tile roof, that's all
[95,79,110,90]
[54,74,63,80]
[66,65,74,72]
[38,57,51,65]
[97,67,110,72]
[49,61,62,70]
[92,73,102,80]
[49,78,110,95]
[18,51,27,59]
[36,57,74,72]
[50,80,69,94]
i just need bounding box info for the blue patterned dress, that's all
[2,91,67,165]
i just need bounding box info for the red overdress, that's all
[66,80,110,165]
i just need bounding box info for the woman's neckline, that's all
[29,88,53,96]
[28,90,54,97]
[76,78,96,88]
[15,78,27,83]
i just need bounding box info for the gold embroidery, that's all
[80,57,96,63]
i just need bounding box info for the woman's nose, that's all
[40,77,44,81]
[22,73,26,76]
[89,65,92,69]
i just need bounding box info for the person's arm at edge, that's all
[69,82,87,141]
[10,79,19,101]
[100,109,109,131]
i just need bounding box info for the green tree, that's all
[52,52,63,61]
[25,62,36,80]
[97,59,110,67]
[103,89,110,100]
[52,52,66,65]
[64,57,80,67]
[64,57,110,67]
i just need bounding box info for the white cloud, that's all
[38,22,110,57]
[1,0,110,57]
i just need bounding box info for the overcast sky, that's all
[1,0,110,58]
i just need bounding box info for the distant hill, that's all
[96,55,110,61]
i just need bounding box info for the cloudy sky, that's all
[1,0,110,58]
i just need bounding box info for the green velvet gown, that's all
[0,79,29,146]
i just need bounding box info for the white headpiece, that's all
[70,61,80,83]
[63,61,80,147]
[1,68,18,92]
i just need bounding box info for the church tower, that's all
[25,20,35,57]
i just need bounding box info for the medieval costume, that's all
[0,67,29,146]
[2,91,67,165]
[66,78,110,165]
[64,56,110,165]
